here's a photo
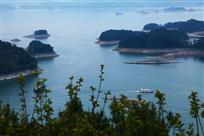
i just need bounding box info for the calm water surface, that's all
[0,5,204,123]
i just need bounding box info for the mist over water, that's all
[0,1,203,124]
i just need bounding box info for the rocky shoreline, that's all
[95,40,119,46]
[33,52,59,59]
[0,67,42,81]
[24,34,50,39]
[0,52,58,81]
[114,48,204,58]
[124,59,180,65]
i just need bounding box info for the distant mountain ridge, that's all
[4,0,204,10]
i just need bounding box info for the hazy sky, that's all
[2,0,203,2]
[1,0,203,8]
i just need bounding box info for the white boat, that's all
[136,88,154,93]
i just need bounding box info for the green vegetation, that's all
[0,40,38,75]
[34,30,48,35]
[119,29,188,48]
[143,23,162,31]
[27,40,55,55]
[144,19,204,33]
[99,30,144,41]
[99,20,204,50]
[194,38,204,50]
[0,65,203,136]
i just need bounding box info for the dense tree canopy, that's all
[27,40,55,55]
[143,19,204,33]
[34,30,48,35]
[194,38,204,50]
[143,23,162,31]
[99,30,144,41]
[119,29,188,48]
[163,19,204,33]
[0,40,38,75]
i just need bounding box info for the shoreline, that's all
[124,60,181,65]
[24,34,50,39]
[95,40,119,46]
[114,48,204,58]
[0,52,58,81]
[0,67,42,81]
[33,52,59,59]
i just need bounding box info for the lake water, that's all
[0,2,204,123]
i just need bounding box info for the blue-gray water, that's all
[0,2,204,124]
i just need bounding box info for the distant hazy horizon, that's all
[1,0,204,10]
[2,0,204,4]
[2,0,204,2]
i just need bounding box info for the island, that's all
[118,29,188,48]
[143,23,161,31]
[164,7,194,12]
[24,30,50,39]
[27,40,59,59]
[0,40,40,81]
[115,29,204,58]
[11,38,21,42]
[135,11,149,15]
[96,30,144,46]
[97,19,204,46]
[143,19,204,33]
[97,19,204,64]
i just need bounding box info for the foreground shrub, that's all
[0,65,203,136]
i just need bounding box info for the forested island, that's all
[164,7,194,12]
[25,30,50,39]
[11,38,21,42]
[27,40,58,59]
[0,40,38,80]
[142,23,161,31]
[143,19,204,33]
[97,19,204,63]
[0,40,58,80]
[115,28,204,57]
[115,29,204,60]
[118,29,188,48]
[96,30,144,46]
[97,19,204,47]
